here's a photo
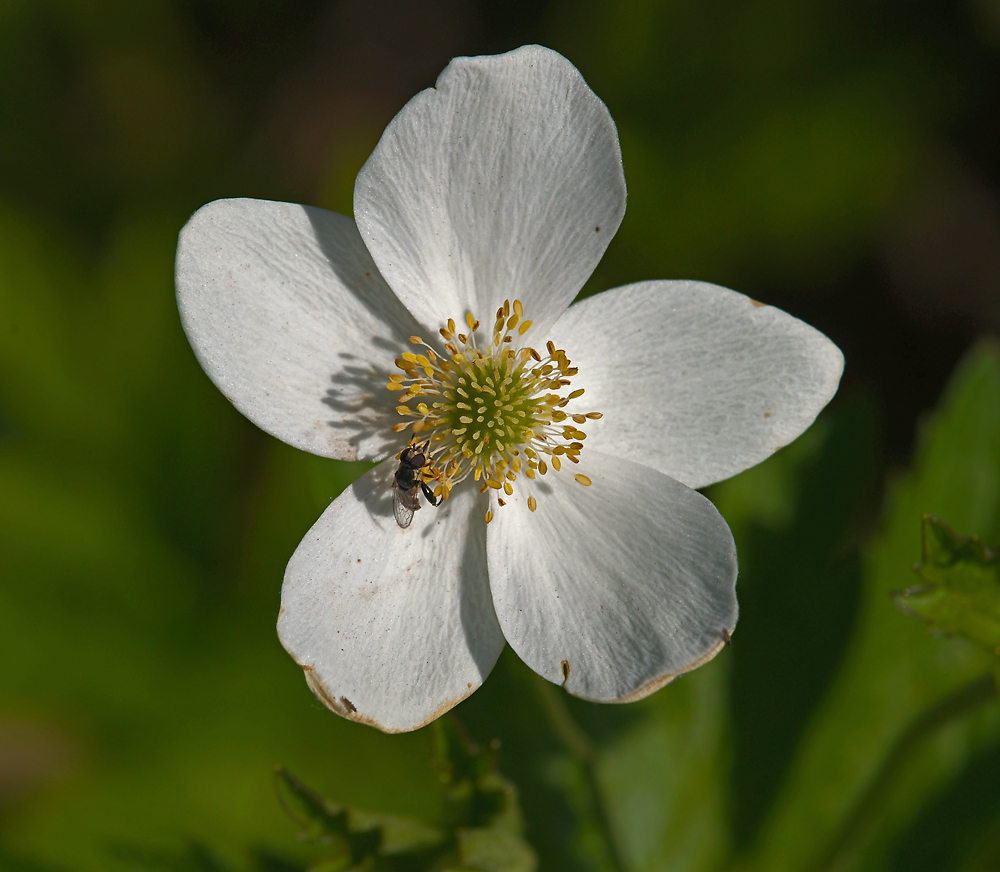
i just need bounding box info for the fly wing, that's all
[392,481,419,528]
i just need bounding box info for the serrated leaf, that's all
[894,516,1000,653]
[432,719,518,832]
[275,766,356,842]
[428,719,536,871]
[275,767,447,870]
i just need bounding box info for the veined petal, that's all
[548,280,844,489]
[278,461,504,733]
[487,450,738,703]
[354,44,626,339]
[176,198,423,462]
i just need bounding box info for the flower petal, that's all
[548,280,844,489]
[176,198,423,461]
[354,45,626,339]
[278,461,504,733]
[487,450,738,703]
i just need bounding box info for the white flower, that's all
[175,45,843,733]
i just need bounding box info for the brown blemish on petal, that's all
[750,299,766,307]
[723,628,733,646]
[611,638,730,704]
[298,662,482,733]
[323,431,359,461]
[763,411,772,418]
[561,660,570,684]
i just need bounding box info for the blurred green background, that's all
[3,1,1000,870]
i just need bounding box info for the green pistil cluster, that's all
[385,298,601,519]
[446,354,544,457]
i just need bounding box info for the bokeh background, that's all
[3,1,1000,870]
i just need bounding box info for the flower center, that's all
[386,299,601,519]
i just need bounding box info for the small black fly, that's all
[392,441,440,528]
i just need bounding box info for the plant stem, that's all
[532,675,629,872]
[810,673,998,872]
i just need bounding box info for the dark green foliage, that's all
[3,1,1000,871]
[895,516,1000,653]
[271,720,535,872]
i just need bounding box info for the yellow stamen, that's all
[385,298,602,522]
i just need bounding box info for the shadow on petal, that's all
[302,205,434,460]
[456,490,503,678]
[349,458,395,524]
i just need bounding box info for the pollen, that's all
[388,299,599,519]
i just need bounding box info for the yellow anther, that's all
[527,495,537,512]
[485,510,494,524]
[385,298,599,524]
[575,474,592,486]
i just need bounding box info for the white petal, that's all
[547,281,844,489]
[354,45,626,339]
[278,461,505,733]
[176,198,423,461]
[487,450,737,703]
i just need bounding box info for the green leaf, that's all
[275,767,446,868]
[741,340,1000,872]
[431,718,537,871]
[596,666,732,872]
[276,726,538,872]
[894,516,1000,653]
[432,719,517,832]
[455,827,537,872]
[275,766,356,843]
